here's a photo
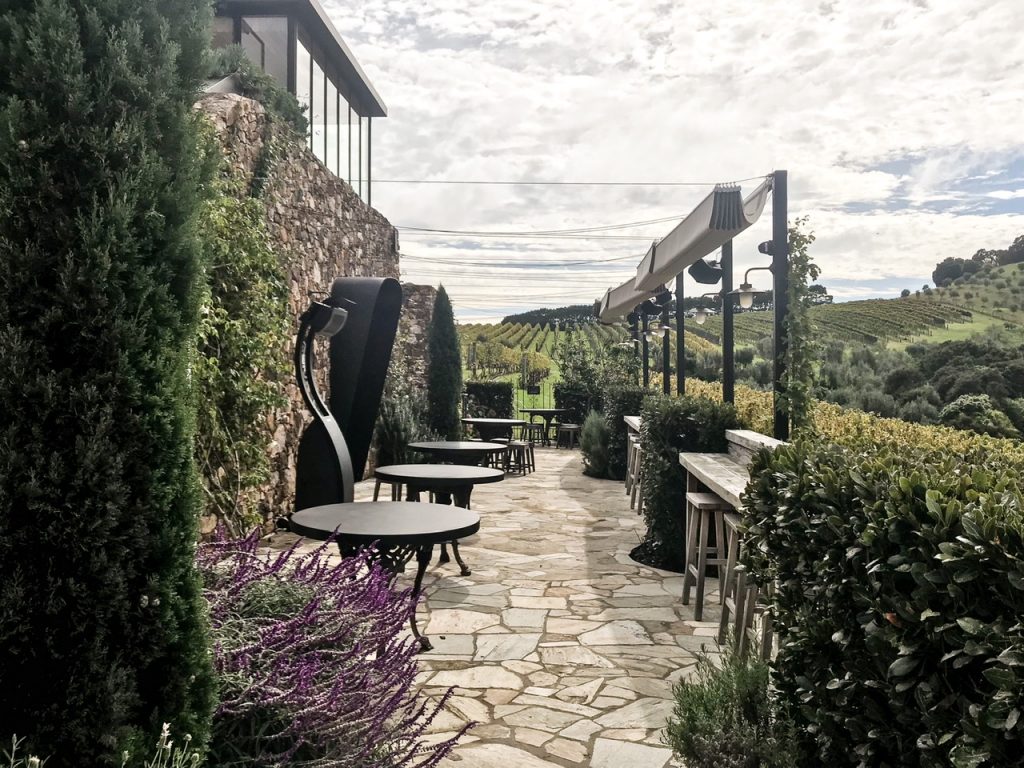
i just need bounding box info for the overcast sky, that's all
[324,0,1023,323]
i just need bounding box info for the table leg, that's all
[437,487,471,576]
[436,486,453,566]
[410,544,434,651]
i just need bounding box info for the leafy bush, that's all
[579,410,610,478]
[602,385,648,480]
[464,381,513,418]
[208,45,307,134]
[554,381,599,424]
[635,395,739,570]
[199,535,467,767]
[0,1,216,760]
[664,647,800,768]
[374,328,433,468]
[939,394,1019,438]
[743,439,1024,767]
[426,288,463,439]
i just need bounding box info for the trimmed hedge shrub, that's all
[554,381,600,424]
[603,385,648,481]
[426,287,462,439]
[636,395,739,571]
[464,380,514,418]
[579,410,610,478]
[743,439,1024,767]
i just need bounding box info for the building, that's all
[212,0,386,203]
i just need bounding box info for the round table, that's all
[290,501,480,651]
[461,418,526,442]
[374,464,504,576]
[408,440,507,466]
[519,408,567,446]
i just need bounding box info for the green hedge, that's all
[464,380,513,418]
[637,395,739,570]
[603,385,648,481]
[743,439,1024,767]
[555,381,600,424]
[579,410,610,478]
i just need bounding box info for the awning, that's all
[595,277,666,324]
[633,177,772,292]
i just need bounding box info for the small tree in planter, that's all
[426,287,463,439]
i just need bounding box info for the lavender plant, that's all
[198,535,467,767]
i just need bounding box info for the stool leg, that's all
[715,510,727,598]
[721,529,740,606]
[694,511,711,621]
[681,504,698,605]
[373,479,382,501]
[732,568,749,653]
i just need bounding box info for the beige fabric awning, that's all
[596,277,666,324]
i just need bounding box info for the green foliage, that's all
[195,173,288,536]
[464,381,514,418]
[664,647,801,768]
[939,394,1019,438]
[374,328,433,467]
[426,287,463,439]
[208,45,307,135]
[554,381,599,423]
[780,218,820,433]
[579,410,610,478]
[602,385,648,481]
[0,0,217,762]
[501,305,596,325]
[637,395,739,570]
[742,438,1024,767]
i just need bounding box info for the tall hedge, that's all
[426,286,463,439]
[554,380,599,424]
[0,1,216,763]
[465,380,513,418]
[636,395,738,571]
[603,385,648,480]
[743,439,1024,767]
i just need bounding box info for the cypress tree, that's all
[426,286,463,439]
[0,1,216,763]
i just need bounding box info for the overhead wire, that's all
[374,175,770,187]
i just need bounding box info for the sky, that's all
[323,0,1024,323]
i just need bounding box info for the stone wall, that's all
[197,93,433,532]
[398,283,438,387]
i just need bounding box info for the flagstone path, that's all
[275,447,722,767]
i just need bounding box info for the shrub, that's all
[579,410,610,478]
[0,1,216,761]
[554,381,599,423]
[636,395,739,570]
[939,394,1019,438]
[199,535,467,767]
[426,287,463,439]
[664,647,800,768]
[464,381,513,418]
[603,385,648,480]
[743,439,1024,767]
[208,45,307,135]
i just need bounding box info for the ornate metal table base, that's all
[338,538,436,651]
[404,486,472,576]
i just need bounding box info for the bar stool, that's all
[505,440,530,474]
[625,434,640,494]
[557,423,580,449]
[681,491,730,621]
[628,442,644,514]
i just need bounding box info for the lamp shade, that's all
[694,308,707,325]
[688,258,723,285]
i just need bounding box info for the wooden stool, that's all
[681,491,730,621]
[557,424,580,449]
[505,441,529,474]
[625,434,640,494]
[628,442,644,514]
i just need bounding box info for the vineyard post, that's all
[772,169,791,441]
[722,239,735,404]
[675,274,685,396]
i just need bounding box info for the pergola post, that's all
[772,170,790,440]
[675,274,685,396]
[661,302,671,394]
[629,311,640,386]
[641,311,650,388]
[722,239,735,404]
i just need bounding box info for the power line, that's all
[399,232,659,241]
[397,213,683,236]
[401,253,639,267]
[375,175,769,187]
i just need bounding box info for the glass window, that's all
[311,60,326,163]
[350,110,361,192]
[296,38,312,147]
[338,99,351,183]
[361,117,371,202]
[212,16,234,50]
[240,17,288,85]
[326,80,339,176]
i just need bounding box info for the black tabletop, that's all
[290,501,480,544]
[461,418,526,425]
[520,408,566,415]
[375,464,505,486]
[408,440,507,454]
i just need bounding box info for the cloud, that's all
[322,0,1024,321]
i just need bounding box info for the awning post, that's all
[772,170,790,440]
[722,239,735,404]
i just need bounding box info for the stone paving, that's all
[275,447,721,767]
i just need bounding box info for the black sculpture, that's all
[294,277,402,512]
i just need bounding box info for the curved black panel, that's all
[328,277,402,481]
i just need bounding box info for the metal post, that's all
[722,239,735,404]
[772,170,790,440]
[629,312,640,386]
[675,274,685,396]
[661,302,671,395]
[641,313,650,389]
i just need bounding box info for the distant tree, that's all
[0,0,216,762]
[807,283,833,304]
[1004,234,1024,265]
[426,287,463,439]
[884,366,925,398]
[939,394,1018,438]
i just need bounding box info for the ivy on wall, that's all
[780,217,820,433]
[194,171,289,535]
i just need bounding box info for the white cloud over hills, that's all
[325,0,1024,322]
